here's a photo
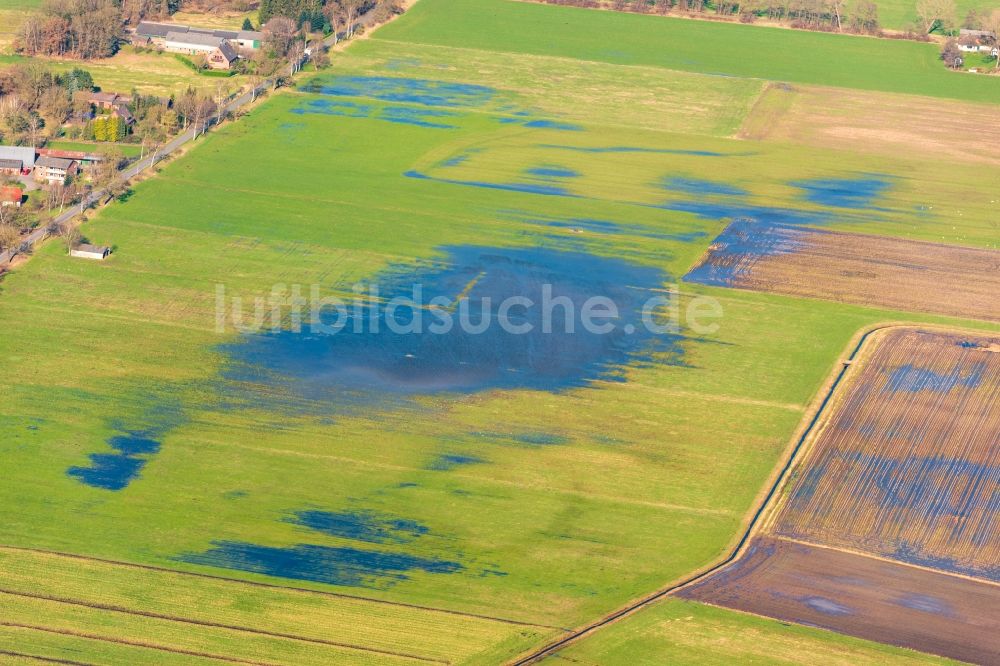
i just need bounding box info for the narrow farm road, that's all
[0,83,267,267]
[0,2,390,268]
[509,324,898,664]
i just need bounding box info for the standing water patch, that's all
[791,177,892,209]
[299,76,496,108]
[286,509,429,543]
[219,245,685,407]
[177,541,462,588]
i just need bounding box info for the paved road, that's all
[0,1,392,268]
[0,82,269,266]
[0,0,391,267]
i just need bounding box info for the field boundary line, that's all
[0,545,561,630]
[192,437,735,517]
[0,622,275,666]
[770,536,1000,588]
[509,321,966,664]
[0,589,447,664]
[0,649,96,666]
[369,37,771,86]
[283,85,736,137]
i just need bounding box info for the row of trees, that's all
[546,0,996,36]
[258,0,403,38]
[916,0,1000,35]
[0,61,226,148]
[0,64,94,145]
[547,0,882,32]
[544,0,990,38]
[19,0,128,59]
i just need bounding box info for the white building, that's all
[0,146,37,174]
[70,244,111,260]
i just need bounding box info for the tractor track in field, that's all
[0,622,276,666]
[0,545,562,631]
[0,589,448,664]
[510,323,906,664]
[0,650,96,666]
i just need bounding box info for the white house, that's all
[164,31,239,69]
[165,30,225,54]
[135,22,262,50]
[70,244,111,260]
[958,28,997,52]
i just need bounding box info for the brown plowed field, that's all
[739,84,1000,167]
[679,536,1000,665]
[685,221,1000,322]
[680,328,1000,664]
[773,328,1000,581]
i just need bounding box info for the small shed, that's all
[71,244,111,260]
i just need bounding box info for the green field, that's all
[378,0,1000,104]
[544,598,962,664]
[0,47,221,95]
[0,0,39,53]
[0,0,997,663]
[47,140,143,158]
[874,0,996,32]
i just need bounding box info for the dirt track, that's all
[679,327,1000,665]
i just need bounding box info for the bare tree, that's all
[940,38,963,67]
[0,224,21,258]
[849,0,880,33]
[324,2,344,44]
[213,81,233,123]
[263,16,297,56]
[27,113,42,148]
[45,219,65,238]
[288,40,306,75]
[0,201,28,230]
[916,0,957,33]
[64,227,82,254]
[310,38,329,68]
[984,9,1000,69]
[828,0,845,30]
[248,73,264,102]
[79,184,93,214]
[342,0,364,37]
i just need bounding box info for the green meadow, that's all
[545,598,961,664]
[0,0,997,663]
[875,0,997,33]
[0,0,39,53]
[378,0,1000,104]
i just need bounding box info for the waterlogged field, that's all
[0,0,998,663]
[773,328,1000,579]
[680,328,1000,664]
[685,221,1000,320]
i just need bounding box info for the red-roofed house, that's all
[0,186,24,207]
